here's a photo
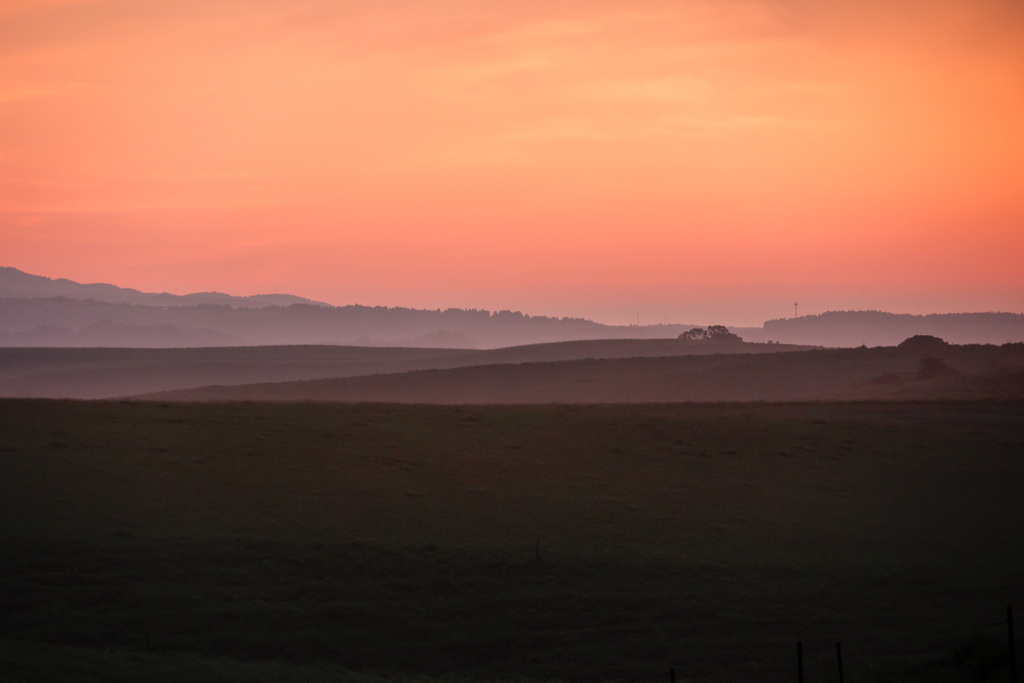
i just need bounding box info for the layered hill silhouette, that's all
[4,266,1024,348]
[0,267,690,348]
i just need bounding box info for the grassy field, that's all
[2,399,1023,682]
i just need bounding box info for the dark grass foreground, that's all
[2,400,1023,682]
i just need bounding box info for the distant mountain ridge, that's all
[2,266,1023,348]
[0,296,688,348]
[1,267,693,348]
[0,266,329,309]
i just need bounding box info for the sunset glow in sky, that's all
[3,0,1023,325]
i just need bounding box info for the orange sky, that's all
[2,0,1023,325]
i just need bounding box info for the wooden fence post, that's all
[1010,605,1017,683]
[836,642,844,683]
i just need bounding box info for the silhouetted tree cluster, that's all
[678,325,742,343]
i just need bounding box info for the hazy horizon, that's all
[8,264,1024,333]
[3,1,1023,327]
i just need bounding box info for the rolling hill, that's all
[137,342,1024,403]
[0,338,807,399]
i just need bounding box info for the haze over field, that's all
[3,0,1024,325]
